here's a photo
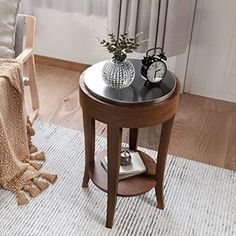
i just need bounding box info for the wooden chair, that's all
[14,14,39,121]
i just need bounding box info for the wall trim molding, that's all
[34,55,90,72]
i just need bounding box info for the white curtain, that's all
[20,0,108,17]
[108,0,195,57]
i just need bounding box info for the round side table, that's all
[79,59,180,228]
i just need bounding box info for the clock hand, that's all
[154,69,161,77]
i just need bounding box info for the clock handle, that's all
[146,47,164,57]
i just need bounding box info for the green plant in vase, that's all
[98,30,144,62]
[96,28,147,89]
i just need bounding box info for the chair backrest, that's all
[14,14,36,57]
[14,14,26,58]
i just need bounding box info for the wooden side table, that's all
[79,59,180,228]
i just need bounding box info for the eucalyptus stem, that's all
[96,27,147,63]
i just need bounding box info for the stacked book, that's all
[100,152,146,180]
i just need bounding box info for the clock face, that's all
[147,60,167,83]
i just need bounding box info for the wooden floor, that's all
[25,64,236,171]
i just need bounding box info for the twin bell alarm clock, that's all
[141,47,167,84]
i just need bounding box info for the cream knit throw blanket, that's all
[0,59,57,205]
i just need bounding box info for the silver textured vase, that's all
[102,59,135,89]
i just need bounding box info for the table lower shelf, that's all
[89,149,157,197]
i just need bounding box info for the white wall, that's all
[34,8,109,64]
[185,0,236,102]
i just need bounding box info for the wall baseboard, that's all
[34,55,90,72]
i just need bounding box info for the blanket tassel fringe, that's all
[16,173,57,205]
[16,118,57,205]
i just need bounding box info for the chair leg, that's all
[26,54,39,122]
[26,54,39,111]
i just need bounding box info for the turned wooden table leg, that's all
[155,116,175,209]
[82,112,95,188]
[129,128,139,151]
[106,125,122,228]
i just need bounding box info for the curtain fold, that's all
[20,0,108,17]
[108,0,194,56]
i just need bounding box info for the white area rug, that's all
[0,122,235,236]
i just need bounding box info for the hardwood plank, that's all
[169,94,236,170]
[24,64,236,171]
[224,112,236,170]
[25,64,82,128]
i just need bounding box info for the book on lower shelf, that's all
[100,152,146,180]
